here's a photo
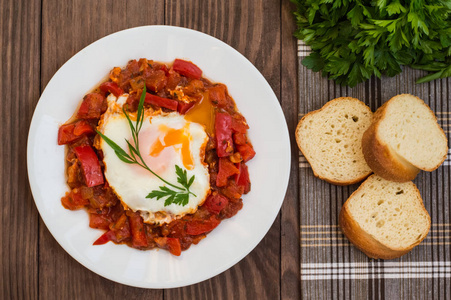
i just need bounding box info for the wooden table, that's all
[1,0,300,299]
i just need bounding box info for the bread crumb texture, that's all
[347,175,429,250]
[297,98,372,183]
[378,94,448,171]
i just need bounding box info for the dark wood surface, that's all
[1,0,299,299]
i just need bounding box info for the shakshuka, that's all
[57,58,255,256]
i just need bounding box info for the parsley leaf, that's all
[291,0,451,86]
[146,165,195,206]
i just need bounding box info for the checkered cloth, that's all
[297,40,451,299]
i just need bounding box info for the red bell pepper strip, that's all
[186,215,221,235]
[202,193,229,215]
[154,237,182,256]
[76,93,107,119]
[235,162,251,194]
[128,211,148,248]
[236,143,256,162]
[216,157,239,187]
[145,93,178,111]
[215,112,233,157]
[93,230,116,245]
[173,59,202,79]
[74,146,104,187]
[177,101,195,114]
[99,81,123,97]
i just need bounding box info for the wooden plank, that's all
[281,1,301,300]
[164,0,282,299]
[0,0,41,299]
[39,0,164,298]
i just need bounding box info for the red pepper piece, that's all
[145,93,178,111]
[231,115,249,133]
[74,146,104,187]
[209,84,235,109]
[215,112,234,157]
[128,211,148,248]
[99,81,123,97]
[61,189,89,210]
[73,120,95,136]
[220,180,244,200]
[236,143,256,162]
[58,120,95,145]
[154,237,182,256]
[166,238,182,256]
[186,215,221,235]
[166,69,182,90]
[235,162,251,194]
[58,123,77,145]
[89,213,111,230]
[93,230,116,245]
[233,132,247,145]
[177,101,196,114]
[202,193,229,215]
[145,69,167,93]
[76,93,107,119]
[208,84,226,105]
[216,157,239,187]
[173,59,202,79]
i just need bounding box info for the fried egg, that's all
[98,94,210,224]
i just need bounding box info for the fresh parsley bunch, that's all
[292,0,451,87]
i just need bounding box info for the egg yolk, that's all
[184,92,215,134]
[150,124,194,170]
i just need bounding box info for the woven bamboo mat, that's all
[297,40,451,299]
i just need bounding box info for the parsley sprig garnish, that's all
[292,0,451,87]
[96,86,196,206]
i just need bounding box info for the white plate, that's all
[27,26,291,288]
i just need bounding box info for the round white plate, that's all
[27,25,291,288]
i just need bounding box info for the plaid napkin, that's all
[297,40,451,299]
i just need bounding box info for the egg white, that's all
[98,94,210,224]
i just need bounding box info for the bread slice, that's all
[339,174,430,259]
[362,94,448,182]
[296,97,373,185]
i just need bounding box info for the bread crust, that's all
[362,95,417,182]
[339,176,431,259]
[295,97,372,185]
[361,117,420,182]
[362,94,448,181]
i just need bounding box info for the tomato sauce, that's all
[58,58,255,256]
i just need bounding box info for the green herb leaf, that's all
[96,130,132,160]
[291,0,451,86]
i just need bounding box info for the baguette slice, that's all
[362,94,448,182]
[296,97,373,185]
[339,174,430,259]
